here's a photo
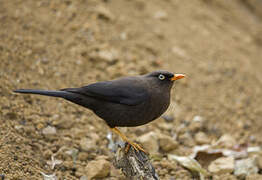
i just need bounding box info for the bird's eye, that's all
[158,74,165,80]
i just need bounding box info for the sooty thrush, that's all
[14,70,185,152]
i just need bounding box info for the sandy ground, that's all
[1,0,262,179]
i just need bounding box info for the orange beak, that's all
[171,74,185,81]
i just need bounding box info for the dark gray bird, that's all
[14,70,185,152]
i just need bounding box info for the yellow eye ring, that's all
[158,74,165,80]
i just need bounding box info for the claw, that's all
[111,127,148,154]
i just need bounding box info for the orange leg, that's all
[111,127,147,154]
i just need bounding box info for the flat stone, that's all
[42,126,56,135]
[137,132,159,154]
[158,134,178,152]
[195,131,211,145]
[208,157,234,174]
[80,137,96,151]
[234,157,259,177]
[217,134,236,148]
[86,159,111,179]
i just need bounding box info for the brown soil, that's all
[1,0,262,179]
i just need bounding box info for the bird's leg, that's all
[111,127,147,154]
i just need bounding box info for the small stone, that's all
[86,159,111,179]
[193,115,203,122]
[95,6,115,21]
[75,165,86,178]
[154,10,168,20]
[234,157,259,177]
[257,154,262,169]
[159,160,177,171]
[217,134,236,148]
[97,49,119,62]
[158,134,178,152]
[212,174,237,180]
[110,166,123,177]
[52,117,74,129]
[137,132,159,154]
[161,115,174,122]
[246,174,262,180]
[80,137,96,151]
[43,149,53,159]
[79,176,87,180]
[78,152,89,161]
[42,126,56,135]
[195,131,211,145]
[178,132,195,147]
[172,46,188,59]
[208,157,234,174]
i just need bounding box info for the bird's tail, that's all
[13,89,69,98]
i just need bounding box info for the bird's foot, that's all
[111,127,148,154]
[125,141,148,154]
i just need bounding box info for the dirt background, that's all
[1,0,262,179]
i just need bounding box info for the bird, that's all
[14,70,185,153]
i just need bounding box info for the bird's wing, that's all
[61,77,149,106]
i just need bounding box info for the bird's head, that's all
[144,70,185,90]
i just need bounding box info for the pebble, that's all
[171,46,188,59]
[95,6,115,21]
[217,134,236,148]
[85,159,111,179]
[257,153,262,169]
[137,132,159,154]
[193,115,203,122]
[154,10,168,20]
[161,115,174,122]
[208,157,234,174]
[78,152,89,161]
[52,117,74,129]
[234,157,259,177]
[195,131,210,145]
[158,134,178,152]
[246,174,262,180]
[79,176,87,180]
[98,49,119,62]
[80,137,96,151]
[42,126,57,135]
[178,132,195,147]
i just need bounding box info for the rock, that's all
[195,131,211,145]
[80,137,96,151]
[208,157,234,174]
[246,174,262,180]
[79,176,87,180]
[161,115,174,122]
[90,48,119,63]
[217,134,236,148]
[234,157,259,178]
[158,134,178,152]
[42,126,56,135]
[86,159,111,179]
[78,152,89,161]
[178,132,195,147]
[159,160,177,171]
[137,132,159,154]
[193,115,203,122]
[257,154,262,169]
[95,6,115,21]
[110,166,123,178]
[188,115,205,132]
[171,46,189,59]
[154,10,168,20]
[157,121,173,131]
[52,116,74,129]
[212,174,237,180]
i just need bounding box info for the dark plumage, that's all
[14,70,185,152]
